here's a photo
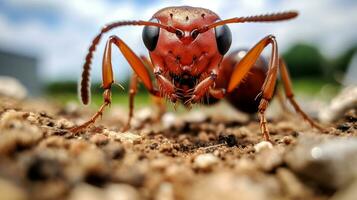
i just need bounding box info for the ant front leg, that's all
[154,68,181,102]
[71,35,156,133]
[185,57,222,106]
[185,71,218,105]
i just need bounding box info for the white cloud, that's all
[0,0,356,82]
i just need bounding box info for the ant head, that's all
[143,6,232,77]
[143,6,232,56]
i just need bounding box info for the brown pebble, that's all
[198,131,209,142]
[90,134,109,146]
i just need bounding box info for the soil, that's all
[0,96,356,200]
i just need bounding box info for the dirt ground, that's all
[0,96,356,200]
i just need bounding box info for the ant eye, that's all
[175,29,184,38]
[215,24,232,55]
[142,18,160,51]
[191,29,199,39]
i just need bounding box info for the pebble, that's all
[135,107,153,121]
[68,183,104,200]
[155,182,174,200]
[198,131,209,142]
[0,76,27,99]
[103,142,125,160]
[0,178,27,200]
[331,180,357,200]
[319,86,357,123]
[255,147,284,171]
[151,158,170,171]
[161,112,177,129]
[0,110,43,154]
[90,134,109,145]
[56,118,74,129]
[193,153,219,170]
[276,168,313,199]
[105,184,140,200]
[183,111,207,123]
[187,172,276,200]
[113,131,142,144]
[254,141,273,153]
[234,158,258,173]
[159,141,173,152]
[78,147,106,167]
[285,134,357,189]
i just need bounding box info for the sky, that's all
[0,0,356,82]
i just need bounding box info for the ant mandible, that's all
[71,6,323,142]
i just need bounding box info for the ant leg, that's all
[123,73,138,131]
[279,58,323,130]
[227,35,279,142]
[71,35,157,133]
[70,89,111,133]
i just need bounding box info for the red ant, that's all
[71,6,323,142]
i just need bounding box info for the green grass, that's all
[287,78,340,100]
[48,92,151,109]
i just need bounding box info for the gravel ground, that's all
[0,96,356,200]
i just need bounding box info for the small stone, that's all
[151,158,170,171]
[255,147,284,171]
[135,107,153,121]
[64,102,79,114]
[113,131,142,144]
[26,156,62,181]
[285,134,357,189]
[281,136,294,145]
[104,142,125,160]
[161,112,177,129]
[0,111,43,154]
[194,153,219,170]
[39,136,68,148]
[183,111,207,123]
[56,118,74,129]
[26,112,38,124]
[165,165,193,181]
[155,182,174,200]
[105,184,140,200]
[319,86,357,123]
[187,172,277,200]
[90,134,109,145]
[234,158,258,172]
[0,76,27,99]
[68,183,104,200]
[254,141,273,153]
[0,178,27,200]
[198,131,209,142]
[331,180,357,200]
[276,168,313,199]
[78,148,106,171]
[159,142,173,152]
[30,181,68,200]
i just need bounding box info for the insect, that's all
[71,6,322,141]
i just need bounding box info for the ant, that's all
[71,6,323,142]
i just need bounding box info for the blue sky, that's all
[0,0,356,82]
